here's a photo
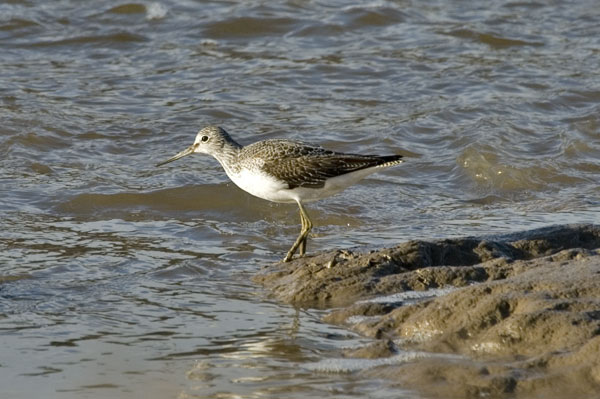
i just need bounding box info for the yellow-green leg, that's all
[283,201,313,262]
[298,204,312,256]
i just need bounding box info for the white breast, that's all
[226,168,298,203]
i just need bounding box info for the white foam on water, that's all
[146,2,168,20]
[357,287,457,305]
[346,315,382,324]
[304,350,461,373]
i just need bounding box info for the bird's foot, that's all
[282,252,294,263]
[283,246,306,263]
[283,233,309,263]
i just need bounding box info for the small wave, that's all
[304,350,460,373]
[0,18,40,31]
[203,16,297,39]
[108,4,146,14]
[55,184,273,220]
[443,28,544,49]
[25,32,146,48]
[457,145,590,192]
[106,2,167,21]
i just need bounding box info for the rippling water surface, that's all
[1,1,599,398]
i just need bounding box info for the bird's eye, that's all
[201,135,209,142]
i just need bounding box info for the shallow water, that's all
[1,0,599,398]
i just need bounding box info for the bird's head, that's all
[155,126,235,166]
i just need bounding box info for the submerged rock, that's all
[253,224,600,398]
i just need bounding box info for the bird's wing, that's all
[259,141,402,189]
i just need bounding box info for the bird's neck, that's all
[213,139,243,175]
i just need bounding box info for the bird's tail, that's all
[376,155,404,168]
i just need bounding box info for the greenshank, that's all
[156,126,404,262]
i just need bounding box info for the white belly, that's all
[225,165,382,204]
[227,168,298,203]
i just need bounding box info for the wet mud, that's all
[254,224,600,398]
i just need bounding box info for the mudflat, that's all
[254,224,600,399]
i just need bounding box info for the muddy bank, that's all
[253,224,600,399]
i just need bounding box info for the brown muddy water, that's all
[1,1,599,398]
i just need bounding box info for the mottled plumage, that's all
[156,126,404,262]
[248,140,402,189]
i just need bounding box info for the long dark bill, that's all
[155,144,197,167]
